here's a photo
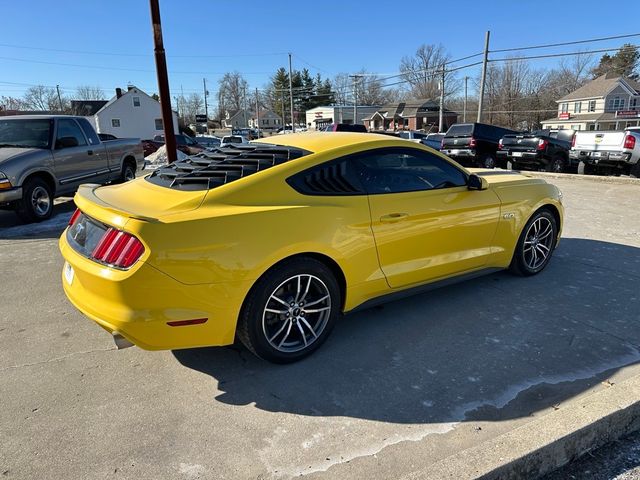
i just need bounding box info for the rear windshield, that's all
[0,118,53,149]
[224,136,243,143]
[446,124,474,137]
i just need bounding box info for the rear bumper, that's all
[442,148,475,158]
[59,232,251,350]
[496,150,541,162]
[0,186,22,204]
[570,150,632,165]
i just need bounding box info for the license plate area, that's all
[64,261,74,285]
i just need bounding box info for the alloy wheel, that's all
[523,216,554,270]
[261,274,332,353]
[31,186,51,217]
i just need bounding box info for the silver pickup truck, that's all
[0,115,144,222]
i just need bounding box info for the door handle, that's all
[380,213,409,223]
[87,150,94,155]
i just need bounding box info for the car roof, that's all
[256,131,394,153]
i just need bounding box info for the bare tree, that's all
[22,85,65,111]
[355,70,400,105]
[0,96,25,111]
[73,85,105,100]
[217,72,248,119]
[400,44,459,100]
[332,73,351,105]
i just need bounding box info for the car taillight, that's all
[537,139,549,151]
[623,134,636,149]
[440,138,445,149]
[91,227,145,268]
[68,208,81,226]
[469,137,477,148]
[571,135,576,148]
[498,138,503,150]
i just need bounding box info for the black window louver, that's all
[145,144,310,191]
[288,161,364,196]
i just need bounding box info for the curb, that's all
[519,170,640,185]
[403,374,640,480]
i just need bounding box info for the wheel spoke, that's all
[277,321,293,348]
[271,295,290,308]
[304,294,329,307]
[304,306,331,313]
[296,322,308,346]
[265,308,288,314]
[299,317,318,338]
[299,276,312,303]
[294,275,302,302]
[537,243,550,252]
[269,320,290,343]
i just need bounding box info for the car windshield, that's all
[0,119,52,149]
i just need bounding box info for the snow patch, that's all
[1,211,72,239]
[144,145,188,169]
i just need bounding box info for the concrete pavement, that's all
[1,176,639,479]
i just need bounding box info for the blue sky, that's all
[1,0,638,104]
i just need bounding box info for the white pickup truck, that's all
[569,128,640,177]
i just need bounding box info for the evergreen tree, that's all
[591,44,639,79]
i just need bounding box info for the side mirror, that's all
[467,173,488,191]
[56,136,79,149]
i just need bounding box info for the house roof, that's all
[70,100,108,116]
[540,112,620,124]
[364,99,457,121]
[94,86,162,116]
[558,73,640,102]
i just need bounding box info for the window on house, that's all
[111,119,120,128]
[589,124,596,131]
[632,98,638,109]
[588,100,596,112]
[561,103,569,113]
[574,102,581,113]
[133,96,141,107]
[155,118,163,130]
[607,96,625,111]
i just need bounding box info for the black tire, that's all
[509,209,558,277]
[630,162,640,179]
[119,161,136,183]
[237,257,341,363]
[546,155,566,173]
[480,154,496,169]
[15,177,53,223]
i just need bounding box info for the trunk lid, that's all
[500,134,539,151]
[74,178,206,225]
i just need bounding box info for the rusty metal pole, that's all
[149,0,177,163]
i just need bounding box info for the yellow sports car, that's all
[59,132,563,363]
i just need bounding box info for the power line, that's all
[491,32,640,53]
[489,45,639,63]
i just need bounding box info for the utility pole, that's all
[438,65,445,133]
[203,78,209,131]
[288,53,294,130]
[149,0,177,162]
[280,89,286,131]
[349,75,361,125]
[56,85,63,112]
[242,85,247,127]
[255,87,260,138]
[477,30,490,123]
[463,76,468,123]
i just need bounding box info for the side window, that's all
[56,119,88,148]
[184,136,196,145]
[154,118,163,130]
[76,118,101,145]
[175,136,186,146]
[355,148,467,194]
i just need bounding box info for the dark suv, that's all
[324,123,368,133]
[441,123,518,168]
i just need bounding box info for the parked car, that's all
[60,132,563,363]
[324,123,368,133]
[441,123,518,168]
[497,129,575,173]
[276,125,294,134]
[569,128,640,176]
[422,133,445,151]
[153,134,205,155]
[220,135,249,147]
[0,115,143,222]
[397,130,428,143]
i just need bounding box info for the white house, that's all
[94,86,179,139]
[248,109,282,130]
[541,73,640,131]
[305,105,380,130]
[222,109,250,129]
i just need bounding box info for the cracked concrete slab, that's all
[1,176,639,479]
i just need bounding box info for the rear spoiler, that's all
[74,184,159,224]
